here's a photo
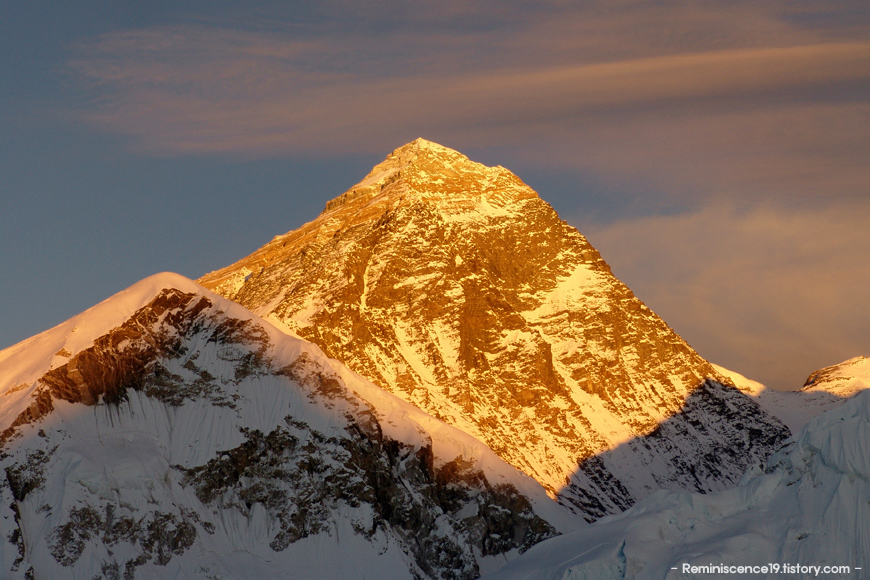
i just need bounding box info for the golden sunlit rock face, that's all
[200,138,788,519]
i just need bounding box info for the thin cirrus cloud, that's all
[70,26,869,158]
[67,25,870,218]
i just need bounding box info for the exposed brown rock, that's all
[199,138,789,518]
[1,289,272,448]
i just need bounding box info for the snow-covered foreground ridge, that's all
[0,273,580,580]
[486,388,870,580]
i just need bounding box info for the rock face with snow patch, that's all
[0,274,576,580]
[199,138,789,520]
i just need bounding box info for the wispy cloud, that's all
[72,30,870,152]
[68,8,870,204]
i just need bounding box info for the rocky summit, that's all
[199,138,790,520]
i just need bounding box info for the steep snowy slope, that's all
[486,389,870,580]
[199,138,789,520]
[716,356,869,433]
[0,273,580,580]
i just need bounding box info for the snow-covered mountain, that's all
[199,138,790,520]
[485,385,870,580]
[717,356,870,433]
[0,139,854,580]
[802,355,869,397]
[0,273,581,580]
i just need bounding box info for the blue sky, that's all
[2,1,868,389]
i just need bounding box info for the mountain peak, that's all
[321,138,532,216]
[0,272,251,405]
[802,355,869,397]
[394,137,457,154]
[384,137,469,164]
[199,141,790,520]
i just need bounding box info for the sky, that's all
[2,0,868,390]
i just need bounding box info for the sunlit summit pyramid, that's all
[200,138,790,520]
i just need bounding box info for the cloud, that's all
[507,99,870,204]
[575,202,870,390]
[67,14,870,203]
[72,29,870,149]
